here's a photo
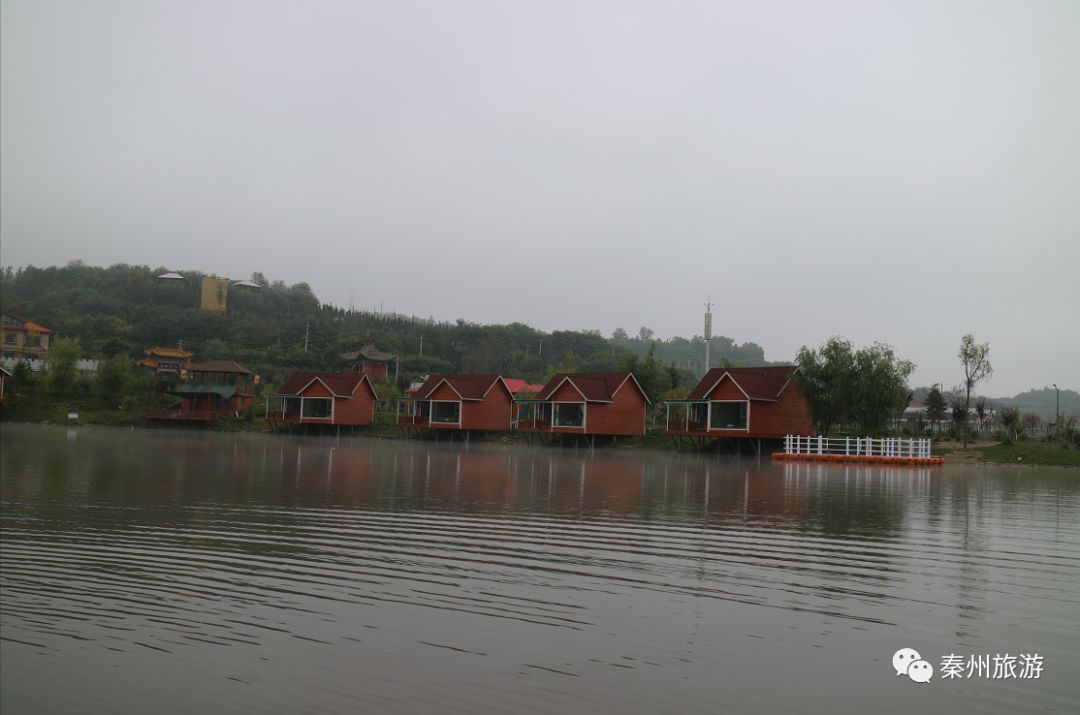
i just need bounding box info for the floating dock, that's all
[772,435,944,466]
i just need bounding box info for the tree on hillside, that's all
[622,344,677,406]
[46,337,81,396]
[96,354,132,401]
[796,337,913,436]
[958,334,992,448]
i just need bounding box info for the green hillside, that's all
[0,263,770,393]
[994,388,1080,422]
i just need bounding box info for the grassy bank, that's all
[935,439,1080,466]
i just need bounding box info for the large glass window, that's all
[302,398,332,418]
[554,402,585,427]
[709,401,748,429]
[431,401,461,424]
[281,397,301,417]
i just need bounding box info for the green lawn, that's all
[977,441,1080,466]
[937,440,1080,468]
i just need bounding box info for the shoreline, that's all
[3,415,1077,467]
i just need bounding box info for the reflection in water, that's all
[2,424,1078,715]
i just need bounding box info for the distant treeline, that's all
[0,263,771,395]
[909,385,1079,422]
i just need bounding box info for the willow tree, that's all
[848,343,915,435]
[796,337,914,436]
[958,334,992,448]
[795,337,855,436]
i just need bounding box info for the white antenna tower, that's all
[703,296,713,376]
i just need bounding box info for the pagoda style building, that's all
[137,347,195,376]
[340,344,398,382]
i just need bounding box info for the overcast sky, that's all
[2,0,1077,395]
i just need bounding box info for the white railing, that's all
[782,435,933,459]
[1,357,99,375]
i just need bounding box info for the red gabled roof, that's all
[503,378,544,394]
[687,366,799,401]
[277,371,374,398]
[537,371,648,404]
[413,374,509,400]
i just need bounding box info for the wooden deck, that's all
[266,414,333,425]
[145,409,234,421]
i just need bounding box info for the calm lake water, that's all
[1,424,1077,714]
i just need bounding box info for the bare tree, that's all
[958,334,992,448]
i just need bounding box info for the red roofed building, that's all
[515,371,649,437]
[340,344,398,382]
[267,372,378,427]
[137,346,195,375]
[145,360,258,422]
[1,314,51,361]
[397,374,515,433]
[666,366,812,439]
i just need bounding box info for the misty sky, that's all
[2,0,1077,395]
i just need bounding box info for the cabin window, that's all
[554,402,585,427]
[302,398,332,419]
[3,333,16,344]
[709,401,748,430]
[431,401,461,424]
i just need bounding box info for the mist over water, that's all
[2,424,1078,714]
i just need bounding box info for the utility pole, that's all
[703,297,713,377]
[1053,383,1060,436]
[304,322,309,352]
